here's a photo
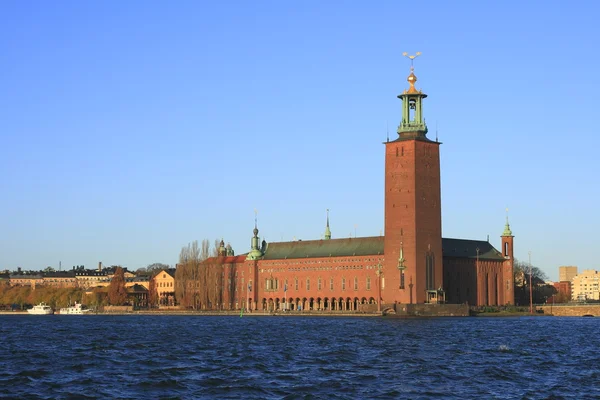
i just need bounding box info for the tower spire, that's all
[502,208,513,236]
[246,209,263,260]
[397,52,428,139]
[324,209,332,240]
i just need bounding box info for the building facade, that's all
[195,63,514,311]
[571,270,600,301]
[553,281,572,302]
[153,268,176,306]
[559,266,578,283]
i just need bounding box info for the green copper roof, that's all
[262,236,384,260]
[246,249,263,260]
[441,238,504,261]
[502,217,513,237]
[259,236,504,261]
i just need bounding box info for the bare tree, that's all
[175,239,229,310]
[212,238,221,257]
[201,239,210,261]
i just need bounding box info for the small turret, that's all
[218,239,226,256]
[502,215,513,237]
[246,211,264,260]
[226,243,234,256]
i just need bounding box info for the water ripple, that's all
[1,315,599,398]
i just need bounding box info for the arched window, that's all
[295,277,298,290]
[354,277,358,290]
[342,278,346,290]
[504,242,509,256]
[318,277,322,290]
[330,278,334,290]
[366,277,371,290]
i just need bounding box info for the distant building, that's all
[74,269,110,289]
[126,276,149,290]
[553,281,572,302]
[9,274,43,289]
[153,269,176,306]
[571,270,600,301]
[127,284,149,308]
[42,271,77,288]
[559,266,578,283]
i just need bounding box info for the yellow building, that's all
[571,270,600,301]
[559,266,578,283]
[153,269,176,306]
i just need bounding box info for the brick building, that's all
[196,62,514,311]
[553,281,572,303]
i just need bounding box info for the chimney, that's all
[98,261,102,272]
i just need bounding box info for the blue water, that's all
[0,315,598,399]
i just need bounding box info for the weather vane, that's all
[402,51,422,70]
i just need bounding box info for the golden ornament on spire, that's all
[402,52,422,94]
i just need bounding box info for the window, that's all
[354,277,358,290]
[318,277,322,290]
[425,252,435,290]
[330,278,334,290]
[307,279,310,291]
[366,277,371,290]
[400,270,405,289]
[342,278,346,290]
[504,242,509,256]
[295,277,298,290]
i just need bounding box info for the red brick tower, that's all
[501,211,515,305]
[383,54,443,304]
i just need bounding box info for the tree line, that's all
[513,259,558,305]
[0,266,151,310]
[174,239,240,310]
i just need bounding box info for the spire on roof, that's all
[246,209,264,260]
[502,208,513,237]
[324,209,332,240]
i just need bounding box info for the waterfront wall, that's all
[387,303,470,317]
[539,304,600,316]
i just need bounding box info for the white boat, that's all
[27,302,54,315]
[59,302,90,315]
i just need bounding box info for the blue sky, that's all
[1,1,598,281]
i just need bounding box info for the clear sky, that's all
[1,1,599,281]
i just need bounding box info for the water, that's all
[0,315,598,399]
